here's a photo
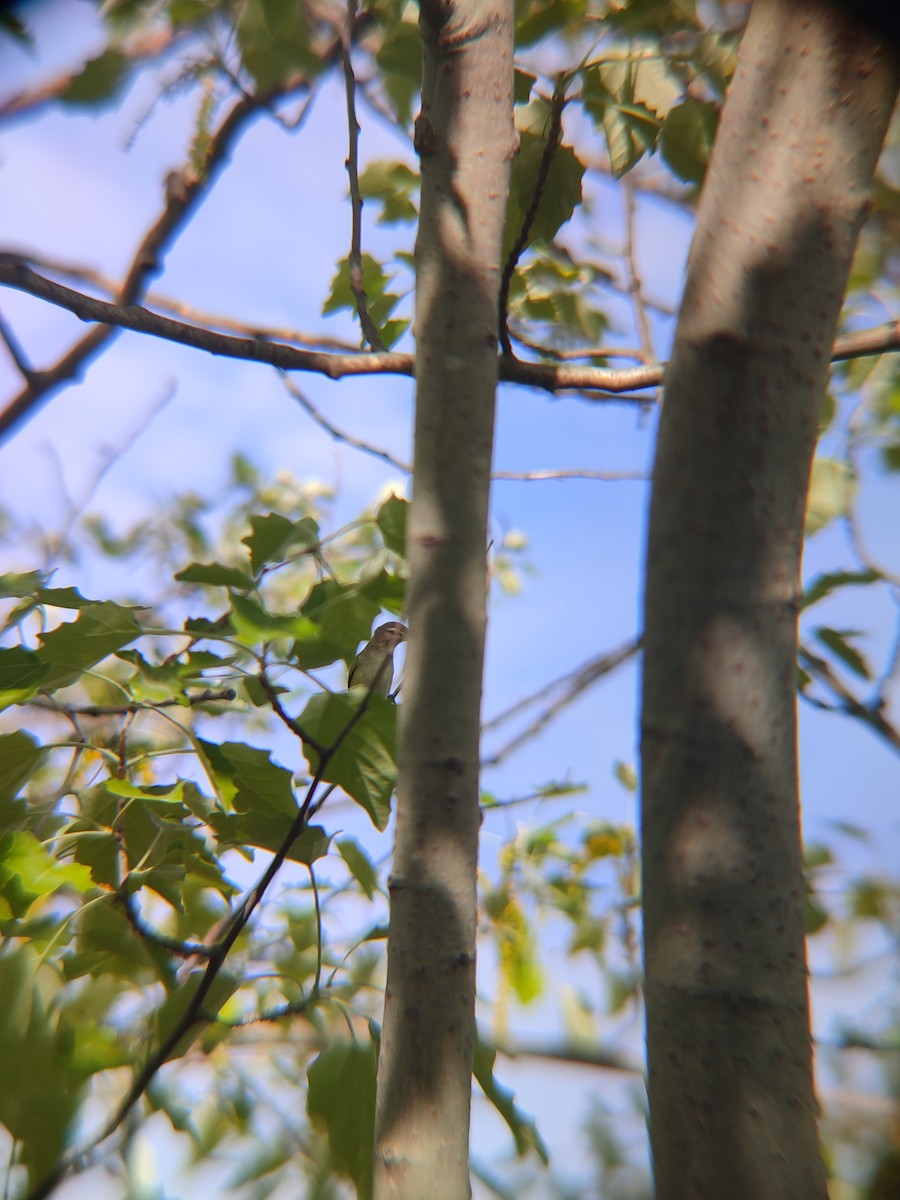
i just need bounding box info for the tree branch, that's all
[798,645,900,755]
[0,75,311,442]
[340,0,385,351]
[0,307,37,382]
[482,636,641,765]
[3,259,899,446]
[26,689,237,717]
[25,680,380,1200]
[0,28,186,122]
[281,372,410,470]
[8,249,363,351]
[498,79,567,355]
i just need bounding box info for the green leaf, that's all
[0,647,51,710]
[605,0,698,36]
[0,570,45,598]
[241,512,319,573]
[61,782,225,907]
[374,15,420,126]
[323,255,405,343]
[235,0,319,87]
[59,49,131,108]
[358,161,419,225]
[34,586,102,609]
[0,731,43,801]
[849,877,889,921]
[198,740,298,817]
[802,567,881,609]
[175,561,256,590]
[0,831,93,919]
[805,457,853,536]
[151,967,240,1058]
[473,1038,549,1162]
[35,602,142,692]
[375,495,408,556]
[515,0,586,48]
[307,1034,378,1200]
[805,895,829,935]
[293,573,404,670]
[64,895,157,980]
[229,594,318,645]
[299,692,398,829]
[0,946,88,1187]
[660,99,718,184]
[505,116,586,255]
[582,58,680,177]
[812,627,871,680]
[514,69,536,104]
[338,838,380,900]
[692,29,738,95]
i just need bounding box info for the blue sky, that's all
[1,3,898,1194]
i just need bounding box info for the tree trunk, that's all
[372,2,515,1197]
[640,3,898,1199]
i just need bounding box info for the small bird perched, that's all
[347,621,407,696]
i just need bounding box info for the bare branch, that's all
[510,328,646,361]
[10,249,363,351]
[831,318,900,363]
[0,307,36,382]
[493,1035,643,1075]
[482,636,641,766]
[340,0,385,351]
[27,689,237,718]
[4,259,899,446]
[281,372,410,470]
[491,468,646,481]
[0,75,311,442]
[116,889,215,960]
[798,646,900,756]
[0,28,186,122]
[256,665,326,755]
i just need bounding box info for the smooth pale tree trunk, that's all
[641,3,898,1199]
[372,2,514,1198]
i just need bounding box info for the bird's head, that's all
[372,621,407,650]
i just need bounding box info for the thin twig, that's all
[43,381,177,569]
[5,260,900,438]
[491,468,646,482]
[482,637,642,766]
[7,248,363,351]
[0,74,310,443]
[257,665,325,755]
[25,680,381,1200]
[0,28,185,122]
[510,328,645,361]
[340,0,384,351]
[0,307,36,382]
[281,372,410,470]
[117,889,215,960]
[621,177,655,367]
[27,689,237,718]
[499,79,568,355]
[798,646,900,755]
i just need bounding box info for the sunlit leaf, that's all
[299,692,397,829]
[474,1038,549,1162]
[308,1033,378,1199]
[35,602,142,691]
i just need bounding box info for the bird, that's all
[347,621,407,696]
